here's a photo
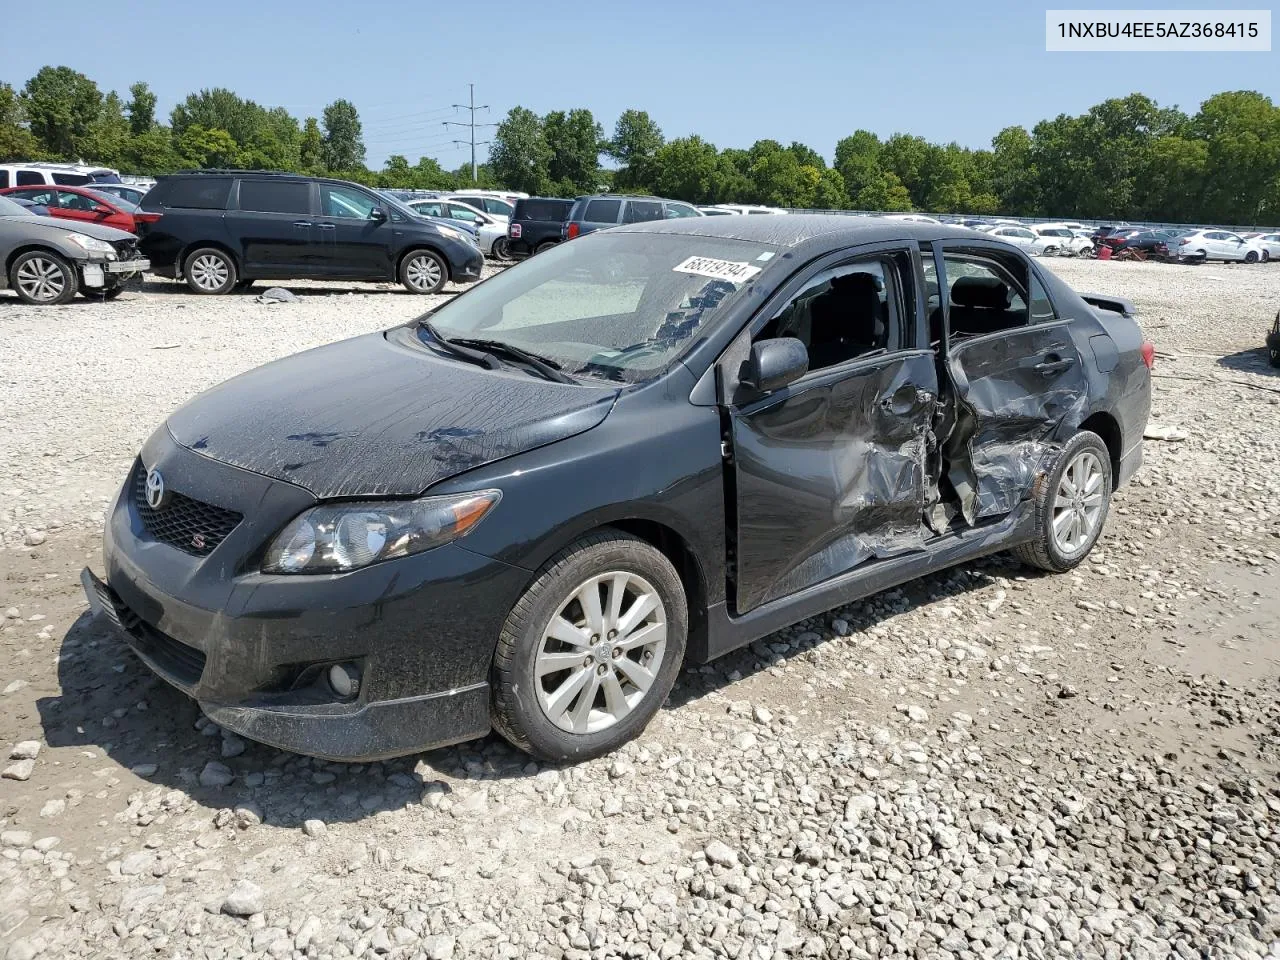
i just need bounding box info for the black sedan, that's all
[83,217,1153,762]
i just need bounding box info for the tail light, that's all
[1140,341,1155,370]
[134,212,162,224]
[566,222,580,240]
[1178,238,1189,245]
[509,222,522,238]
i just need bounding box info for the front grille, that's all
[111,237,139,259]
[132,466,242,556]
[131,621,207,688]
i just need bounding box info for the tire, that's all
[399,249,448,294]
[1042,245,1058,257]
[534,240,558,255]
[1012,431,1112,574]
[183,247,237,295]
[491,237,511,260]
[9,251,78,305]
[1244,251,1259,264]
[491,531,688,762]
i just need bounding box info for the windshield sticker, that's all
[673,256,761,284]
[756,251,775,261]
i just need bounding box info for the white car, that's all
[1033,226,1093,257]
[708,204,788,215]
[1249,232,1279,261]
[444,194,514,222]
[984,224,1054,255]
[697,206,737,216]
[881,213,941,224]
[407,198,510,259]
[1172,229,1268,263]
[0,161,121,190]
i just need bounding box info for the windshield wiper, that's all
[418,320,502,371]
[447,337,578,385]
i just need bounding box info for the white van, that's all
[0,161,123,190]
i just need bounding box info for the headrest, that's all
[951,276,1010,310]
[830,272,882,299]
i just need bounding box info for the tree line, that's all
[2,66,1278,224]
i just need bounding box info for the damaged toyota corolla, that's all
[83,216,1152,762]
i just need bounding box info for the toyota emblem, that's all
[144,469,168,510]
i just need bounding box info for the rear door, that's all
[233,178,319,275]
[725,244,940,613]
[935,242,1088,524]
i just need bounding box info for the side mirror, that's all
[369,207,387,222]
[742,337,809,393]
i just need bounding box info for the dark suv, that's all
[507,197,573,257]
[137,171,484,295]
[563,194,702,240]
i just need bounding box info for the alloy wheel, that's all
[15,256,67,303]
[534,571,668,734]
[405,254,442,291]
[1051,450,1105,555]
[189,254,229,291]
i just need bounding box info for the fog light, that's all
[328,663,361,699]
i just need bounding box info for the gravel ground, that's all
[1,259,1279,960]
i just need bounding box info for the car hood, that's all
[165,327,619,498]
[1,216,136,243]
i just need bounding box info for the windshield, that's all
[420,232,777,382]
[0,195,35,217]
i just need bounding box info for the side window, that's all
[484,199,513,216]
[446,203,481,222]
[1028,272,1055,323]
[664,202,700,219]
[52,173,91,186]
[583,198,621,222]
[942,254,1030,338]
[164,177,232,209]
[22,188,57,206]
[0,171,8,188]
[58,191,101,212]
[16,171,44,186]
[412,201,444,218]
[759,260,896,372]
[238,179,312,215]
[320,184,378,219]
[623,200,664,223]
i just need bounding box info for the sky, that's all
[2,0,1276,169]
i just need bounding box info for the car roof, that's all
[610,213,1001,249]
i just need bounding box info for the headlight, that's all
[262,490,501,574]
[435,225,468,243]
[66,233,116,256]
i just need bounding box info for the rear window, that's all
[154,177,232,210]
[238,179,312,215]
[16,171,44,186]
[52,173,92,186]
[623,200,664,224]
[516,199,571,222]
[583,198,621,223]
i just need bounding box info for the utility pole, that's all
[443,84,497,183]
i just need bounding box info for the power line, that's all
[442,84,498,183]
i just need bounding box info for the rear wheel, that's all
[183,248,237,295]
[491,237,511,260]
[1012,431,1112,574]
[491,531,687,762]
[10,251,78,305]
[534,240,558,255]
[399,249,447,294]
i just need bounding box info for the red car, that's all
[0,185,159,234]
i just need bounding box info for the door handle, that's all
[314,223,336,230]
[1034,356,1075,375]
[293,221,312,227]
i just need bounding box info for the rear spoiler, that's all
[1078,291,1137,317]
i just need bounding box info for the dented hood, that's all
[166,327,619,498]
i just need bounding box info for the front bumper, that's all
[83,431,531,760]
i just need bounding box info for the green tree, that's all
[82,92,131,165]
[175,124,240,168]
[321,99,365,171]
[126,82,157,136]
[299,117,324,172]
[648,135,723,202]
[489,107,551,194]
[990,125,1037,214]
[854,170,912,211]
[787,141,825,169]
[834,130,882,199]
[412,156,457,190]
[21,66,103,158]
[120,128,179,174]
[0,82,41,162]
[1193,90,1280,223]
[813,168,849,209]
[609,109,664,189]
[878,134,931,204]
[544,108,602,194]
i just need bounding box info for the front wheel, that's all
[1244,250,1260,264]
[491,531,688,762]
[183,248,237,295]
[1012,431,1112,574]
[10,251,78,305]
[399,249,447,294]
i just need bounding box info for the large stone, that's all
[221,880,265,917]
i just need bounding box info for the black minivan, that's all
[138,171,484,295]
